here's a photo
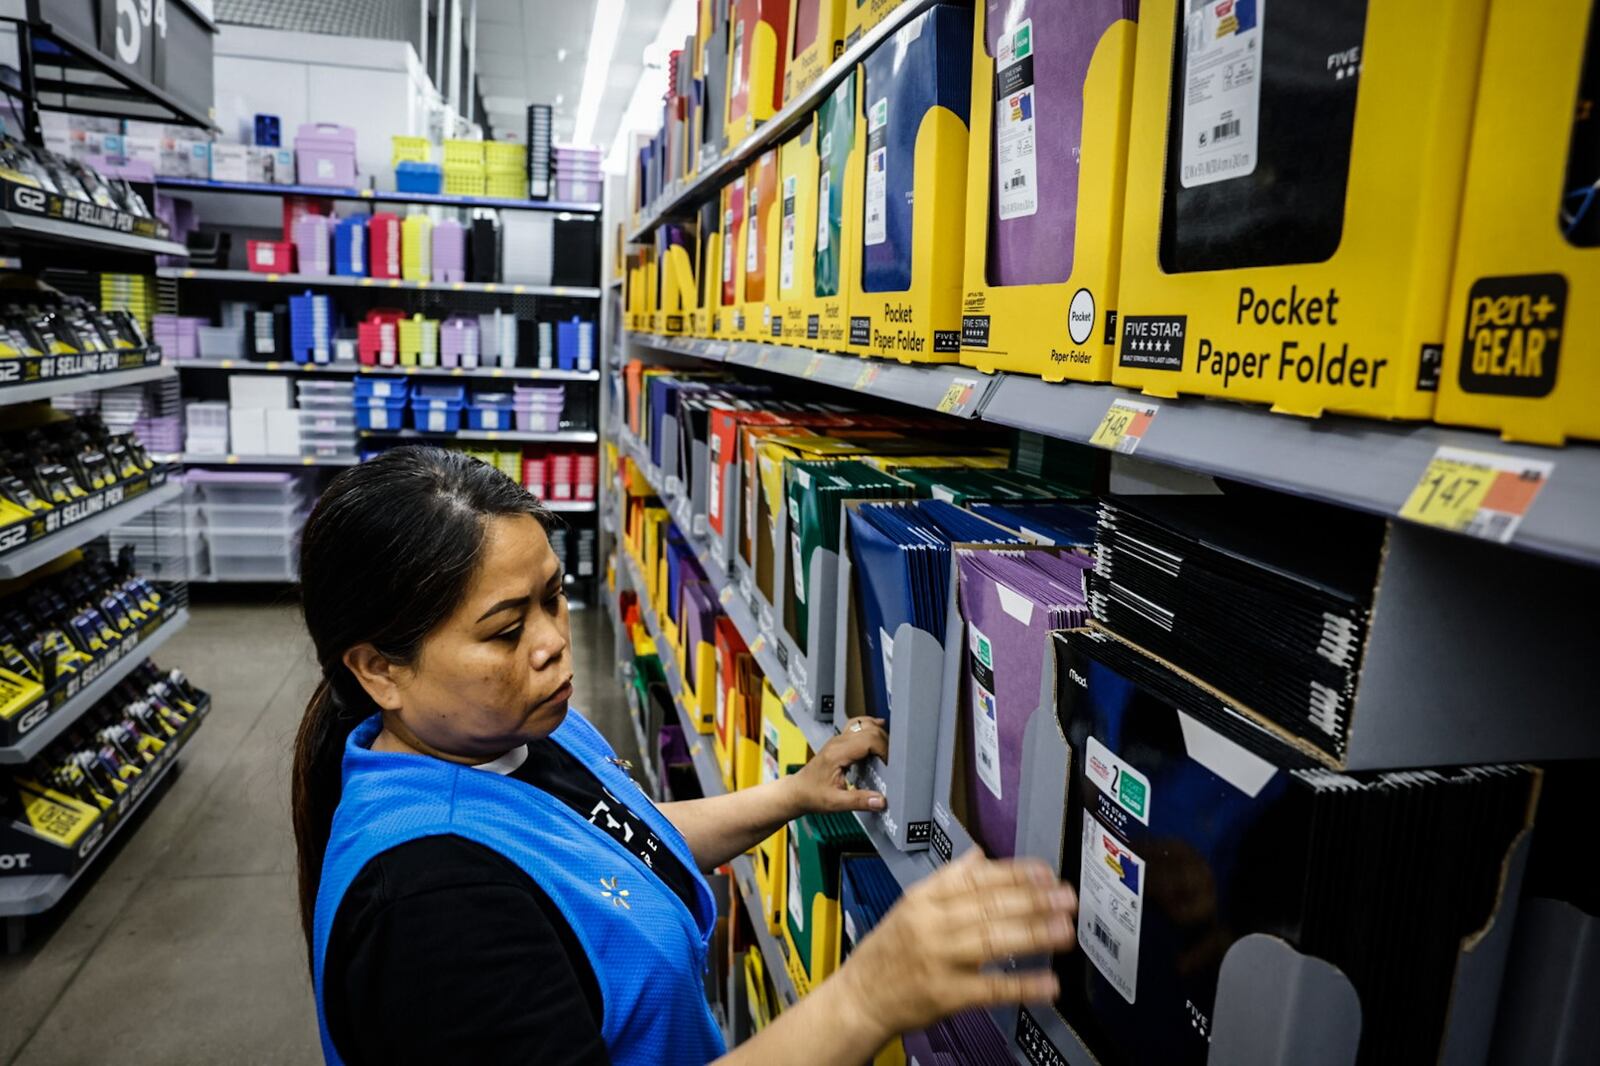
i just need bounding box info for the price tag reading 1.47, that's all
[1089,399,1160,453]
[1399,446,1554,544]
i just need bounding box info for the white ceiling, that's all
[472,0,674,147]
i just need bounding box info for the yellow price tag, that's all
[803,354,823,378]
[485,284,498,293]
[265,273,279,282]
[264,361,280,370]
[182,269,196,278]
[853,365,879,391]
[226,455,240,464]
[780,686,797,707]
[1398,446,1552,543]
[1088,398,1160,453]
[220,359,235,368]
[935,377,977,414]
[302,457,315,466]
[359,278,373,287]
[388,280,401,288]
[719,586,734,606]
[452,282,464,291]
[750,635,766,654]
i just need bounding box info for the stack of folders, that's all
[1089,493,1386,760]
[629,651,674,745]
[968,500,1099,548]
[859,3,972,292]
[955,549,1091,857]
[846,499,1023,722]
[782,459,919,654]
[892,465,1088,506]
[1054,629,1535,1066]
[903,1011,1015,1065]
[500,213,554,285]
[680,580,717,703]
[786,812,871,984]
[837,854,900,962]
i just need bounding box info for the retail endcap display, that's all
[0,412,163,552]
[1052,628,1534,1066]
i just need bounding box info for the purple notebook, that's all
[956,550,1090,857]
[985,0,1133,286]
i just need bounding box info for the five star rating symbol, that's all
[1129,337,1176,354]
[1334,63,1362,80]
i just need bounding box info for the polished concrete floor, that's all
[0,599,634,1065]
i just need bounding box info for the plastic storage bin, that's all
[247,239,293,273]
[432,219,465,283]
[402,215,432,281]
[289,291,333,364]
[197,324,245,358]
[201,500,305,532]
[391,136,430,165]
[295,123,357,187]
[333,216,367,277]
[556,317,594,371]
[292,214,331,276]
[398,314,438,367]
[357,310,404,366]
[440,315,479,368]
[188,469,302,505]
[395,161,443,194]
[369,213,402,279]
[467,392,515,430]
[356,395,409,430]
[411,383,465,432]
[208,548,297,581]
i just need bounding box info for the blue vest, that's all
[312,711,727,1065]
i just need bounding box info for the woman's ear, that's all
[343,643,403,712]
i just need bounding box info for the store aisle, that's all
[0,599,631,1066]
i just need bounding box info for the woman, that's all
[294,447,1077,1065]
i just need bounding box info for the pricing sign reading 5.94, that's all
[1399,446,1553,544]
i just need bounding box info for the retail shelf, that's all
[628,332,1600,569]
[360,428,599,444]
[0,208,188,258]
[628,332,990,418]
[625,0,939,242]
[0,363,175,406]
[0,698,210,929]
[154,176,601,215]
[0,609,190,764]
[0,479,182,579]
[731,853,802,1008]
[545,499,598,513]
[979,376,1600,570]
[174,358,600,382]
[158,267,601,299]
[170,452,359,467]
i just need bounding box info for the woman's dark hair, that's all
[292,446,554,963]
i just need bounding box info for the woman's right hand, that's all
[830,848,1077,1040]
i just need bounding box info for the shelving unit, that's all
[0,608,191,764]
[155,176,600,215]
[0,479,181,579]
[625,0,940,241]
[627,332,1600,570]
[159,267,601,300]
[0,208,189,259]
[170,452,360,467]
[172,358,600,382]
[0,364,175,406]
[359,427,599,444]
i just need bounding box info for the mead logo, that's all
[0,852,31,871]
[16,701,49,734]
[12,186,46,212]
[1068,668,1088,688]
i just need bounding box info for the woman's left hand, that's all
[783,717,890,816]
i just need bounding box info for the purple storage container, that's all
[292,213,332,276]
[555,176,602,202]
[294,123,358,187]
[432,218,466,283]
[153,314,203,359]
[439,315,480,368]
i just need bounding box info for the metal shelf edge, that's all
[0,364,175,406]
[157,267,600,299]
[0,480,183,578]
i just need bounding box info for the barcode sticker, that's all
[1179,0,1263,188]
[1078,812,1144,1004]
[994,19,1038,220]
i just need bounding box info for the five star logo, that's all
[599,875,631,909]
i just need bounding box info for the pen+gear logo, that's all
[1459,275,1566,397]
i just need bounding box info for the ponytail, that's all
[292,446,554,969]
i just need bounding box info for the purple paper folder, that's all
[985,1,1132,285]
[955,549,1090,857]
[680,580,718,702]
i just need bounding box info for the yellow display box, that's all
[1435,0,1599,445]
[776,126,821,342]
[786,0,846,104]
[754,683,810,935]
[843,11,971,364]
[717,177,750,337]
[843,0,906,48]
[743,147,782,340]
[1112,0,1490,420]
[655,225,696,336]
[681,638,718,733]
[958,3,1135,383]
[693,201,723,338]
[804,72,861,351]
[726,0,790,145]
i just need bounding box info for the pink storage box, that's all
[555,176,602,202]
[575,453,597,500]
[295,123,358,187]
[292,214,332,276]
[432,218,466,283]
[548,452,574,499]
[440,316,480,368]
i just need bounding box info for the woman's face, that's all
[382,513,573,759]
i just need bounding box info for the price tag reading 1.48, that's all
[1399,446,1554,544]
[936,377,978,414]
[1089,399,1160,453]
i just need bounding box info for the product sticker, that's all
[732,20,746,98]
[715,647,728,733]
[816,170,831,252]
[879,626,894,695]
[864,99,889,247]
[780,175,797,290]
[788,831,805,930]
[747,188,761,273]
[791,529,806,603]
[350,225,364,273]
[1179,0,1264,188]
[723,209,736,283]
[1078,814,1144,1003]
[995,19,1038,220]
[1085,734,1152,824]
[967,622,1002,798]
[762,718,781,783]
[844,909,858,945]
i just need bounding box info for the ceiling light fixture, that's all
[572,0,623,146]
